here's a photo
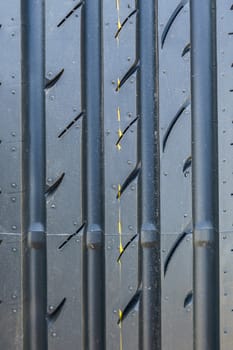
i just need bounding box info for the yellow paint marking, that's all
[118,184,121,199]
[117,78,121,91]
[116,0,120,11]
[117,107,121,122]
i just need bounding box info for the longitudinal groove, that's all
[116,162,141,199]
[164,231,191,275]
[45,69,64,89]
[137,1,161,349]
[161,0,188,48]
[163,98,190,152]
[21,0,47,349]
[81,1,105,349]
[57,1,84,27]
[115,9,138,39]
[190,0,219,349]
[116,60,140,92]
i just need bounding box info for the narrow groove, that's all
[57,1,83,27]
[47,298,66,323]
[161,0,188,48]
[0,240,2,245]
[45,173,65,197]
[116,162,141,199]
[45,69,64,89]
[116,60,140,92]
[58,222,86,250]
[184,291,193,308]
[182,42,191,57]
[116,117,138,146]
[115,9,138,38]
[183,155,192,173]
[164,231,191,276]
[117,287,142,324]
[163,98,190,152]
[58,111,84,138]
[117,234,138,262]
[228,32,233,35]
[231,4,233,10]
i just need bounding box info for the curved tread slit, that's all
[58,111,84,138]
[115,9,138,38]
[183,155,192,173]
[182,42,191,57]
[117,234,138,262]
[184,291,193,308]
[117,287,141,324]
[116,60,140,92]
[57,1,83,27]
[45,69,64,90]
[164,230,191,276]
[116,117,138,146]
[117,162,141,199]
[46,173,65,197]
[58,222,86,250]
[161,0,188,48]
[47,298,66,323]
[163,98,190,152]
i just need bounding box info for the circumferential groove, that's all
[117,234,138,262]
[47,298,66,323]
[116,117,138,146]
[57,1,83,27]
[58,222,86,250]
[117,287,142,324]
[117,162,141,199]
[58,111,84,138]
[45,173,65,197]
[161,0,188,48]
[45,69,64,90]
[116,60,140,92]
[164,231,191,275]
[115,9,138,38]
[182,43,191,57]
[163,98,190,152]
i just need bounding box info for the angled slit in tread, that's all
[117,287,141,324]
[116,60,140,92]
[58,111,84,138]
[183,156,192,173]
[58,222,85,250]
[47,298,66,323]
[45,69,64,90]
[116,117,138,147]
[117,162,141,199]
[182,42,191,57]
[184,291,193,308]
[164,231,191,276]
[45,173,65,197]
[117,234,138,262]
[163,98,190,152]
[57,1,83,27]
[115,9,138,38]
[161,0,188,48]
